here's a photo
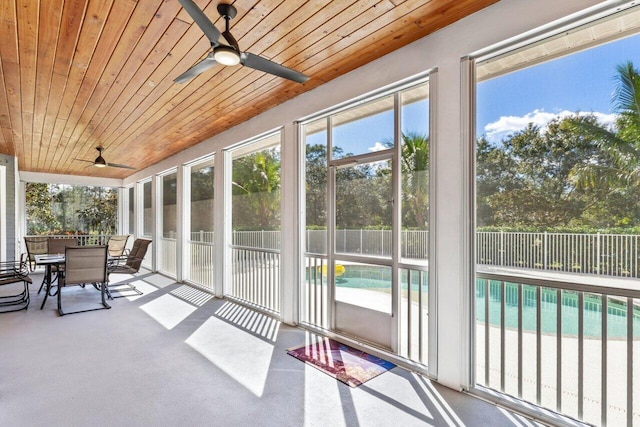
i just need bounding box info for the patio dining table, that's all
[35,253,125,309]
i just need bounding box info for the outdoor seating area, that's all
[12,235,151,316]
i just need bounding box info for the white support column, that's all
[428,69,439,377]
[459,57,476,390]
[214,152,229,298]
[434,56,468,390]
[280,123,299,325]
[16,178,25,260]
[152,176,159,273]
[175,166,185,282]
[117,187,126,235]
[0,165,6,261]
[136,181,144,241]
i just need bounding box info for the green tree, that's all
[477,115,602,227]
[305,143,328,228]
[25,183,60,234]
[335,161,390,229]
[76,187,118,234]
[232,148,281,230]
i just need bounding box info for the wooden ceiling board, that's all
[33,1,63,170]
[0,0,497,178]
[57,0,137,172]
[53,0,115,172]
[54,0,161,173]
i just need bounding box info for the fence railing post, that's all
[596,232,600,275]
[500,230,504,266]
[543,232,548,270]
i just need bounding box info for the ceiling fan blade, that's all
[76,159,94,164]
[107,163,136,170]
[178,0,221,45]
[174,54,217,83]
[240,52,309,83]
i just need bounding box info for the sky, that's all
[478,33,640,144]
[308,32,640,154]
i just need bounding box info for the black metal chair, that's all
[0,254,32,313]
[107,238,151,299]
[57,245,110,316]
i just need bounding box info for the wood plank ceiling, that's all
[0,0,497,178]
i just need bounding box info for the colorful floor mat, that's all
[287,338,395,387]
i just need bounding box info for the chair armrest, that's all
[0,259,30,282]
[107,255,129,270]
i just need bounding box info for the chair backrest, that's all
[24,236,48,262]
[107,235,129,257]
[64,246,108,286]
[125,239,152,272]
[48,237,79,255]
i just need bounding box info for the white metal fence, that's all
[230,245,280,314]
[32,230,640,280]
[188,241,215,290]
[159,237,176,277]
[476,272,639,427]
[305,229,429,259]
[25,234,112,247]
[477,231,640,278]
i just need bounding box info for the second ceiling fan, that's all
[77,147,136,170]
[175,0,310,84]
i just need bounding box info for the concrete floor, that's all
[0,270,560,427]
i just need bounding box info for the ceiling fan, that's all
[175,0,310,84]
[77,147,136,170]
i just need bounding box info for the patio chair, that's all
[107,238,151,299]
[38,237,79,294]
[24,236,48,271]
[58,245,110,316]
[48,237,79,255]
[0,254,32,313]
[107,235,129,257]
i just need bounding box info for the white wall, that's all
[20,171,122,188]
[122,0,619,390]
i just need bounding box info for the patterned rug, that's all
[287,338,395,387]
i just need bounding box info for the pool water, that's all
[476,281,640,339]
[306,267,640,338]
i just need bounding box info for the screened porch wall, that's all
[118,0,606,397]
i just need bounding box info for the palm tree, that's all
[400,132,429,229]
[232,149,281,230]
[569,61,640,189]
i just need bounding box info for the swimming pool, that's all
[307,266,640,338]
[476,281,640,338]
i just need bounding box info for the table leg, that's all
[40,265,52,310]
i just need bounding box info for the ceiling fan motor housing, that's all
[217,3,237,20]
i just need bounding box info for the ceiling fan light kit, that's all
[175,0,309,84]
[214,46,240,66]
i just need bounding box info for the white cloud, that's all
[368,141,387,152]
[483,109,618,143]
